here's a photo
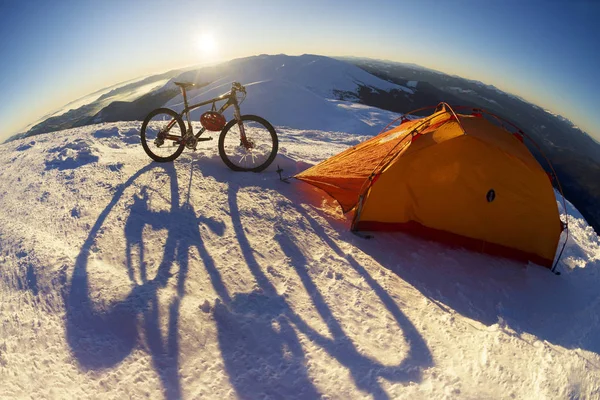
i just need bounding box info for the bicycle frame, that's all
[161,85,247,144]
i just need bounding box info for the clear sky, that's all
[0,0,598,141]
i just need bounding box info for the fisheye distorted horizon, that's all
[0,0,598,140]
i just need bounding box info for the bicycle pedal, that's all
[196,137,213,142]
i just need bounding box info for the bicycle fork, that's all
[233,104,252,149]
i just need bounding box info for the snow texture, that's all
[0,120,599,400]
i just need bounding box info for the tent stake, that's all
[276,165,291,183]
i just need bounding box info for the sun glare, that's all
[196,33,218,59]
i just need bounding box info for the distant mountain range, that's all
[8,54,600,236]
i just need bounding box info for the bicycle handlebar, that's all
[232,81,246,94]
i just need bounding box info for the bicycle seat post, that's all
[178,86,194,134]
[180,86,189,109]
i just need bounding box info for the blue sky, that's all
[0,0,598,140]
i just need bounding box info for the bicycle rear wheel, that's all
[218,115,278,172]
[140,108,186,162]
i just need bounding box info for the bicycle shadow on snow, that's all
[65,162,224,400]
[256,161,600,359]
[204,155,600,394]
[65,156,433,399]
[278,179,600,359]
[198,159,433,399]
[64,153,600,399]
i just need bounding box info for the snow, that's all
[543,109,583,131]
[15,55,410,141]
[444,86,476,95]
[443,87,501,107]
[162,55,407,135]
[480,97,499,105]
[0,120,599,399]
[170,54,405,98]
[165,80,400,136]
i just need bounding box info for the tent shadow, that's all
[349,224,600,358]
[196,160,433,399]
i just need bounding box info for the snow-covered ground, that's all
[1,122,599,399]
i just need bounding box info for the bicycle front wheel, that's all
[140,108,186,162]
[218,115,278,172]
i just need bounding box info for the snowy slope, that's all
[19,76,151,133]
[1,122,599,399]
[14,55,409,141]
[14,70,185,140]
[168,54,410,98]
[163,54,408,134]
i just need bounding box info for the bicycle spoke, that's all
[141,110,185,162]
[220,119,275,171]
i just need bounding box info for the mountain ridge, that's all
[9,54,596,144]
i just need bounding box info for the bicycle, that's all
[140,81,278,172]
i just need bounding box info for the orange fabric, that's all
[296,109,450,212]
[360,134,561,262]
[295,105,562,266]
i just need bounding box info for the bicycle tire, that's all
[140,108,186,162]
[218,115,278,172]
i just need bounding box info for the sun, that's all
[196,32,218,58]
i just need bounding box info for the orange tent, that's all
[296,104,566,268]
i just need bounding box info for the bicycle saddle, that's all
[174,82,196,88]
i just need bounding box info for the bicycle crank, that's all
[183,136,213,150]
[185,135,198,150]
